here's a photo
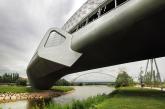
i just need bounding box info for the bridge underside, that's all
[27,1,165,89]
[72,10,165,72]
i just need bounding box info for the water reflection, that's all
[53,85,114,104]
[0,100,28,109]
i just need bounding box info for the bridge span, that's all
[27,0,165,89]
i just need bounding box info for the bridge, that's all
[71,71,117,83]
[27,0,165,89]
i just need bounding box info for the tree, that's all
[0,73,20,83]
[143,71,152,86]
[154,71,161,86]
[115,71,133,88]
[54,79,71,86]
[138,68,144,87]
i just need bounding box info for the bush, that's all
[16,78,27,86]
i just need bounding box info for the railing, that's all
[62,0,129,34]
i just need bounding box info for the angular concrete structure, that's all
[27,0,165,89]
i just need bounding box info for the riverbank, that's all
[96,87,165,109]
[40,87,165,109]
[0,86,74,103]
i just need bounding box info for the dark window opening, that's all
[117,0,128,6]
[88,12,98,23]
[70,0,119,33]
[101,6,106,15]
[102,1,115,15]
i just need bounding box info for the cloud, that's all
[0,0,86,77]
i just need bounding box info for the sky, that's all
[0,0,165,82]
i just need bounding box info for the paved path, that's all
[135,85,165,91]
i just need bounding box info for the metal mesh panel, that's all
[62,0,107,32]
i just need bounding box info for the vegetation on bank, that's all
[34,94,107,109]
[138,68,162,87]
[0,86,74,93]
[0,86,34,93]
[52,86,74,92]
[37,87,165,109]
[95,87,165,109]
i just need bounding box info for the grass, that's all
[34,94,107,109]
[95,87,165,109]
[36,87,165,109]
[0,85,34,93]
[0,85,74,93]
[52,86,74,92]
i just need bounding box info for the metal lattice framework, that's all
[62,0,109,32]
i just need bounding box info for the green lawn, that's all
[0,85,74,93]
[0,85,34,93]
[34,87,165,109]
[95,87,165,109]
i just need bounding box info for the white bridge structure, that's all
[27,0,165,89]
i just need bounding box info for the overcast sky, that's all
[0,0,165,82]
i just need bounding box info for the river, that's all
[0,85,114,109]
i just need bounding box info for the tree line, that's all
[0,73,27,86]
[0,73,19,83]
[115,68,163,88]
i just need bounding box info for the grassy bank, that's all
[39,87,165,109]
[0,85,74,93]
[35,95,107,109]
[52,86,74,92]
[96,87,165,109]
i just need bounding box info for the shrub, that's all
[16,78,27,86]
